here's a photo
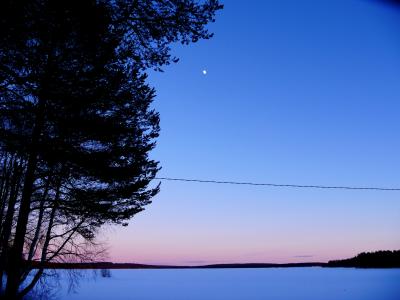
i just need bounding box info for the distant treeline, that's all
[27,261,175,270]
[328,250,400,268]
[27,250,400,270]
[29,261,325,270]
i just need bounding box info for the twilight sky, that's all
[105,0,400,265]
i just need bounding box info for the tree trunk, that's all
[5,101,45,299]
[0,157,22,294]
[0,155,13,236]
[18,173,62,299]
[27,171,52,262]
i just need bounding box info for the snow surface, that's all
[54,267,400,300]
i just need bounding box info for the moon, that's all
[202,69,207,75]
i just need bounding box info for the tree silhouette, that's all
[328,250,400,268]
[0,0,222,298]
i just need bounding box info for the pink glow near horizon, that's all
[103,205,400,265]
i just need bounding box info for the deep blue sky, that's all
[108,0,400,265]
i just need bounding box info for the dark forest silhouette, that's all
[0,1,222,299]
[19,250,400,270]
[328,250,400,268]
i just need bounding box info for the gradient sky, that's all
[105,0,400,265]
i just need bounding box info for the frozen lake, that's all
[52,268,400,300]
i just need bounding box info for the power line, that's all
[154,177,400,191]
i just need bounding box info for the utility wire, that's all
[154,177,400,191]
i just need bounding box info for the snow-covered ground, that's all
[52,267,400,300]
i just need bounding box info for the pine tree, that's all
[0,0,222,298]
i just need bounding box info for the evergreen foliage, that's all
[0,1,222,298]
